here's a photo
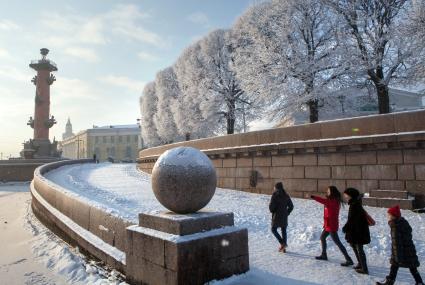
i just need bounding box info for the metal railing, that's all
[30,59,57,69]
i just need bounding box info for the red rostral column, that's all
[28,48,57,140]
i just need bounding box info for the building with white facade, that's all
[59,124,143,162]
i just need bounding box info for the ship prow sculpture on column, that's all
[126,147,249,285]
[21,48,61,159]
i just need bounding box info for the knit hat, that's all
[388,205,401,218]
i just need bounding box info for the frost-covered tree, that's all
[404,0,425,80]
[324,0,423,114]
[154,67,181,143]
[140,82,161,147]
[197,29,257,134]
[173,43,213,139]
[233,0,346,123]
[413,0,425,39]
[410,0,425,47]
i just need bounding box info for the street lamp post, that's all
[136,118,144,149]
[242,102,246,133]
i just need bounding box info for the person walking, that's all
[269,182,294,253]
[342,188,371,275]
[376,205,423,285]
[311,186,353,267]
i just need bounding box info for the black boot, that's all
[355,245,369,275]
[315,254,328,261]
[341,259,354,267]
[376,278,394,285]
[351,244,361,269]
[356,268,368,274]
[410,266,424,285]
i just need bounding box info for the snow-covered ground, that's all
[43,163,425,284]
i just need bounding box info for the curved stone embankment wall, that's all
[0,159,63,182]
[30,160,248,285]
[138,110,425,208]
[31,159,131,272]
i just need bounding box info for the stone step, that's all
[363,197,414,210]
[369,190,409,199]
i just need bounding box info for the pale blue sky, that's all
[0,0,256,157]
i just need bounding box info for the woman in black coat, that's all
[377,205,423,285]
[269,182,294,253]
[342,188,370,275]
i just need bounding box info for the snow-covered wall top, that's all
[31,159,130,273]
[139,110,425,158]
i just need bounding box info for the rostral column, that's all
[21,48,60,158]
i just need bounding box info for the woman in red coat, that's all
[311,186,353,266]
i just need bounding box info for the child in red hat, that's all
[376,205,423,285]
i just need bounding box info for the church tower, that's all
[62,118,75,140]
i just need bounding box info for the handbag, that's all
[364,210,376,226]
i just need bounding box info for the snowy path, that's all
[45,163,425,285]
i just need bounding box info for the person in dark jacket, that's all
[376,205,423,285]
[342,188,370,275]
[269,182,294,253]
[312,186,353,266]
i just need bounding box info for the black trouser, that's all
[320,230,352,261]
[387,264,423,283]
[351,243,368,272]
[272,226,287,246]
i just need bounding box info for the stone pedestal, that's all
[20,138,61,158]
[126,211,249,285]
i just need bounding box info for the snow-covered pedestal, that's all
[126,211,249,285]
[125,147,249,284]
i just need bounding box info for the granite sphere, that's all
[151,147,217,214]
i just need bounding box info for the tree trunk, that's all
[227,116,235,134]
[226,97,236,135]
[304,78,318,123]
[376,84,390,114]
[368,67,390,114]
[307,99,319,123]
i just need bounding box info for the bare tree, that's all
[139,82,161,147]
[154,67,181,143]
[173,43,214,139]
[233,0,346,123]
[198,29,256,134]
[324,0,417,114]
